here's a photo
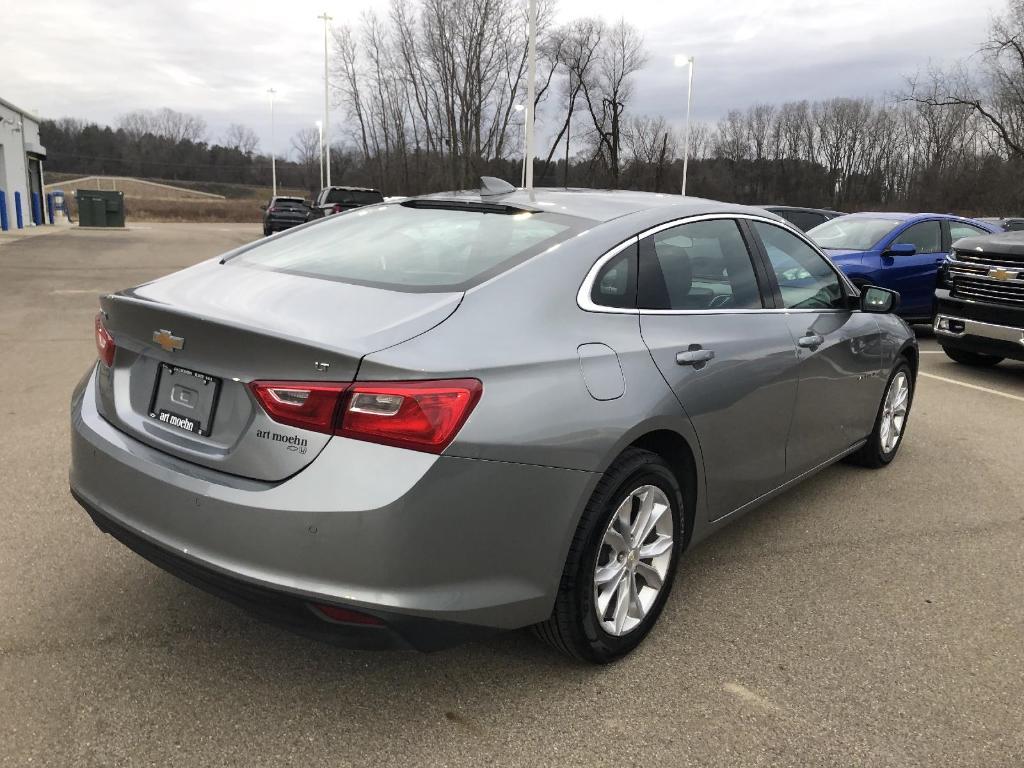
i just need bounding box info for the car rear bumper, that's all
[934,291,1024,361]
[70,366,595,646]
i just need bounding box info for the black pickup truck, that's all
[306,186,384,221]
[935,231,1024,366]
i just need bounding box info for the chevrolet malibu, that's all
[70,187,917,662]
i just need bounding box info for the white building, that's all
[0,96,47,230]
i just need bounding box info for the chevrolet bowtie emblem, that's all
[989,268,1014,281]
[153,329,184,352]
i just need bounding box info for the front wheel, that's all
[941,346,1003,367]
[847,361,914,468]
[535,448,683,663]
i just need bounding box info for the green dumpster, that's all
[75,189,125,227]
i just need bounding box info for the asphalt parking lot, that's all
[1,223,1022,767]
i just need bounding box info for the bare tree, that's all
[291,127,321,192]
[223,123,260,155]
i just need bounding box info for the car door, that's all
[636,216,801,520]
[882,220,944,317]
[749,220,883,476]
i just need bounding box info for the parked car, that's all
[759,205,844,232]
[807,213,1001,321]
[978,216,1024,232]
[934,230,1024,366]
[306,186,384,220]
[261,196,309,236]
[71,186,916,663]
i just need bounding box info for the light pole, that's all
[524,0,536,190]
[315,119,324,190]
[318,12,333,187]
[267,87,277,197]
[514,104,525,187]
[674,54,695,196]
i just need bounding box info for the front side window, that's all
[754,221,847,310]
[893,221,941,253]
[638,219,763,310]
[231,203,586,291]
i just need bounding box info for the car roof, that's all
[841,211,986,224]
[324,186,380,192]
[404,187,779,224]
[759,205,844,215]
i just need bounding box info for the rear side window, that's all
[894,221,941,253]
[231,204,586,291]
[638,219,763,310]
[591,243,637,309]
[949,222,986,242]
[781,210,826,232]
[325,189,383,205]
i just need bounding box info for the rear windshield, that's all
[808,217,900,251]
[230,203,587,291]
[274,197,306,205]
[325,189,384,205]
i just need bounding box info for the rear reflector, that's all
[337,379,483,454]
[95,313,115,367]
[248,378,482,453]
[311,603,384,626]
[249,381,348,433]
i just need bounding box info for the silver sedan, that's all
[70,186,916,662]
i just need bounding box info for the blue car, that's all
[806,213,1001,321]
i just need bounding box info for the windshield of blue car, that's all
[807,218,901,251]
[230,203,588,291]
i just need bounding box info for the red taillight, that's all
[248,378,482,453]
[268,206,279,213]
[337,379,482,454]
[331,203,343,214]
[311,603,384,626]
[95,313,115,367]
[249,381,348,433]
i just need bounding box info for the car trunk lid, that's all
[96,259,461,481]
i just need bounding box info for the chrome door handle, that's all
[797,333,824,349]
[676,347,715,368]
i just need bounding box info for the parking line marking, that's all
[919,372,1024,403]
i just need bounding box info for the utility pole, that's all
[524,0,537,190]
[267,87,277,196]
[318,11,333,187]
[315,120,324,190]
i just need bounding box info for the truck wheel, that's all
[941,346,1003,367]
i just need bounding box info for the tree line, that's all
[39,0,1024,214]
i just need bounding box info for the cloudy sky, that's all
[5,0,1002,156]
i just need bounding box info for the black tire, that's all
[941,346,1003,367]
[847,360,914,468]
[535,448,684,663]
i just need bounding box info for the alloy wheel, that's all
[880,371,910,454]
[592,485,674,637]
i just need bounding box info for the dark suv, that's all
[306,186,384,221]
[759,205,844,232]
[261,196,309,236]
[935,230,1024,366]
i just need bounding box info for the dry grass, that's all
[65,196,263,223]
[125,199,263,223]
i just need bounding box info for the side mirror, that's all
[860,285,900,314]
[884,242,916,257]
[259,204,267,211]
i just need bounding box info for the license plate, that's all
[148,363,221,437]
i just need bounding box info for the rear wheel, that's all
[941,346,1003,367]
[848,361,913,468]
[535,448,683,663]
